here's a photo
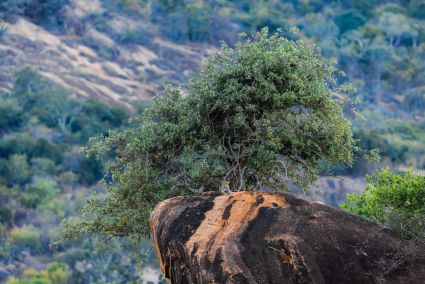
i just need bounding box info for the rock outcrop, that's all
[150,191,425,284]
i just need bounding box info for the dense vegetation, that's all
[342,169,425,243]
[116,0,425,173]
[0,0,424,283]
[58,29,355,241]
[0,69,159,283]
[2,0,424,172]
[0,0,68,27]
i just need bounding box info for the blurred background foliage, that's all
[0,0,424,283]
[0,69,158,283]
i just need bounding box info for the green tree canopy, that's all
[342,169,425,242]
[58,29,355,243]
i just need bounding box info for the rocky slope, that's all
[150,191,425,284]
[0,0,212,109]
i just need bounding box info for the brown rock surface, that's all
[150,191,425,284]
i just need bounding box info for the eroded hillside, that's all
[0,0,212,109]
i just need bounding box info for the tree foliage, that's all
[0,69,145,282]
[7,262,70,284]
[59,29,355,242]
[0,0,68,26]
[342,169,425,242]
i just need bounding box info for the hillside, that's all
[0,0,211,108]
[0,0,424,283]
[0,0,423,171]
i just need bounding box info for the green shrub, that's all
[407,0,425,19]
[403,87,425,113]
[11,68,75,132]
[378,3,407,15]
[0,133,35,159]
[0,95,22,129]
[0,206,12,225]
[334,9,366,34]
[9,226,42,254]
[117,27,150,45]
[6,154,32,185]
[5,178,58,209]
[384,121,420,141]
[7,262,69,284]
[19,179,57,209]
[46,262,70,284]
[342,169,425,241]
[31,158,57,176]
[7,277,51,284]
[1,0,68,27]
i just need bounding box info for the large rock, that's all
[150,191,425,284]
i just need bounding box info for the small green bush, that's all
[342,169,425,241]
[9,226,42,254]
[6,154,32,186]
[334,9,366,34]
[46,262,70,284]
[117,27,150,45]
[17,179,57,209]
[7,262,69,284]
[403,87,425,113]
[0,206,12,225]
[7,277,51,284]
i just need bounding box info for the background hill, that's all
[0,0,424,283]
[0,0,211,108]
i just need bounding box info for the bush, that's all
[71,99,128,143]
[0,95,22,129]
[403,87,425,113]
[6,154,32,186]
[19,179,57,209]
[1,0,68,27]
[334,9,366,34]
[342,169,425,241]
[407,0,425,19]
[9,226,42,254]
[46,262,70,284]
[31,158,57,176]
[0,133,35,159]
[7,277,51,284]
[7,262,69,284]
[117,27,150,45]
[156,5,219,42]
[32,139,63,164]
[0,206,12,225]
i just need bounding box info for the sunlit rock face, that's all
[150,191,425,284]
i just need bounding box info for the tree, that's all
[403,86,425,114]
[342,169,425,242]
[6,262,70,284]
[377,12,417,48]
[57,29,355,243]
[334,9,366,35]
[0,94,22,130]
[1,0,68,26]
[6,154,32,186]
[407,0,425,20]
